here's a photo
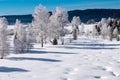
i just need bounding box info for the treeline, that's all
[0,14,33,25]
[1,9,120,25]
[68,9,120,22]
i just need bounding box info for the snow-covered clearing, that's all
[0,35,120,80]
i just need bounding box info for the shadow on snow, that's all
[8,57,62,62]
[68,43,120,47]
[0,67,28,72]
[56,40,120,50]
[27,50,77,54]
[64,46,118,50]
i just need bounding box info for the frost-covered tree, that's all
[108,26,111,39]
[0,17,9,59]
[87,19,95,24]
[97,22,102,29]
[32,5,49,47]
[79,23,84,35]
[14,19,27,53]
[107,17,112,25]
[100,18,110,39]
[92,25,99,38]
[85,29,90,38]
[27,23,36,42]
[71,16,81,27]
[48,17,59,45]
[101,18,107,25]
[113,27,119,41]
[71,16,81,40]
[101,23,108,39]
[49,7,68,45]
[26,24,33,51]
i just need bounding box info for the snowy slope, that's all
[0,35,120,80]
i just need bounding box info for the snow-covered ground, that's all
[0,34,120,80]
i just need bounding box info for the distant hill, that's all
[1,9,120,25]
[0,14,33,25]
[68,9,120,23]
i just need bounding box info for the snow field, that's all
[0,35,120,80]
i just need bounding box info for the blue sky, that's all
[0,0,120,15]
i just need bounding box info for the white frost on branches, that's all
[0,17,9,59]
[14,19,27,53]
[32,5,50,47]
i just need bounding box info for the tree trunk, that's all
[110,28,114,41]
[116,35,119,41]
[61,37,64,45]
[0,52,4,59]
[73,28,77,40]
[0,56,3,59]
[41,35,44,47]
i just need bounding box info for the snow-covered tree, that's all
[100,18,110,39]
[71,16,81,40]
[0,17,9,59]
[79,23,84,35]
[32,5,49,47]
[108,26,111,39]
[49,7,68,45]
[107,17,112,25]
[85,29,90,38]
[101,23,108,39]
[48,18,59,45]
[71,16,81,26]
[113,27,119,41]
[92,25,99,38]
[87,19,95,24]
[14,19,27,53]
[97,22,102,29]
[101,18,107,25]
[26,24,33,51]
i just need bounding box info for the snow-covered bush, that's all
[0,17,9,59]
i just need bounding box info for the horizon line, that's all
[0,8,120,16]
